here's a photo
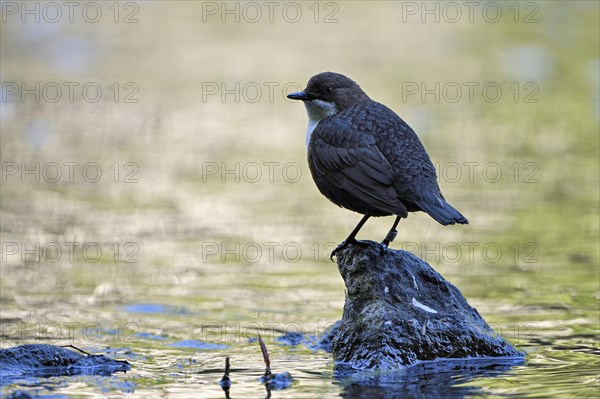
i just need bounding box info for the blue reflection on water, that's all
[335,356,524,399]
[169,340,228,350]
[123,303,193,315]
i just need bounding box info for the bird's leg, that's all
[381,216,401,247]
[330,214,371,261]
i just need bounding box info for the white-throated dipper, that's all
[287,72,468,260]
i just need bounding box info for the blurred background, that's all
[1,1,598,398]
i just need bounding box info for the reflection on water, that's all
[336,358,523,399]
[1,1,598,398]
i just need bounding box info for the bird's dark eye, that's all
[327,87,334,92]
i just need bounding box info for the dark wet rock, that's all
[332,242,524,369]
[316,320,341,352]
[0,344,131,383]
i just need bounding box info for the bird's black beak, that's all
[287,90,310,101]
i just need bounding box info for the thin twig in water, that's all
[220,356,231,383]
[258,333,271,378]
[219,356,231,398]
[60,344,130,371]
[61,344,93,356]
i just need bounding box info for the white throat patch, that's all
[304,99,337,149]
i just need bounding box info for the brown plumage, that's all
[288,72,467,258]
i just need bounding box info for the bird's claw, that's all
[381,229,398,247]
[379,229,398,256]
[330,238,369,261]
[378,243,387,256]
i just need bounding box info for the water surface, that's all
[1,2,598,398]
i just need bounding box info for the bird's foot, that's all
[379,229,398,255]
[330,238,369,261]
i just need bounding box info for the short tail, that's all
[416,194,468,226]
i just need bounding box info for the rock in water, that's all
[331,242,524,369]
[0,344,130,383]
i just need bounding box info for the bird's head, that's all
[287,72,370,122]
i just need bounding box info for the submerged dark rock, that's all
[0,344,131,384]
[332,242,524,369]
